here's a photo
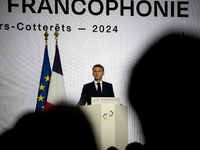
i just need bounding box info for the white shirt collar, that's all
[94,80,103,91]
[94,80,103,84]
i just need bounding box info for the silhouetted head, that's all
[0,104,97,150]
[107,146,118,150]
[128,34,200,149]
[126,142,143,150]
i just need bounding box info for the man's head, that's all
[128,34,200,149]
[92,64,104,82]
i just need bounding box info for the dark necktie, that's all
[97,83,101,97]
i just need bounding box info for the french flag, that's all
[45,45,67,111]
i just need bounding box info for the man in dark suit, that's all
[77,64,115,106]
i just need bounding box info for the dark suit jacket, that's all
[77,81,115,105]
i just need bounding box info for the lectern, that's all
[81,104,128,150]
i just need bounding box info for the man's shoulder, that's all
[84,81,94,87]
[102,81,113,86]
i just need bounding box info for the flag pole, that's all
[54,30,59,45]
[45,29,67,111]
[35,30,51,113]
[44,29,49,46]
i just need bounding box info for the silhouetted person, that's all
[126,142,143,150]
[128,34,199,149]
[107,146,118,150]
[0,104,97,150]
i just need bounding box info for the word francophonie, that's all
[8,0,189,17]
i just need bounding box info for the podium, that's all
[81,104,128,150]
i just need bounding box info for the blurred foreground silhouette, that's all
[128,34,199,149]
[0,104,97,149]
[126,142,143,150]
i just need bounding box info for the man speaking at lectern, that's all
[77,64,115,106]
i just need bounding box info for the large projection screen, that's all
[0,0,200,144]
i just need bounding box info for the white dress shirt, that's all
[94,80,103,92]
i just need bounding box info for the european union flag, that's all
[35,46,51,113]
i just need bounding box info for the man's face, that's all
[92,67,104,82]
